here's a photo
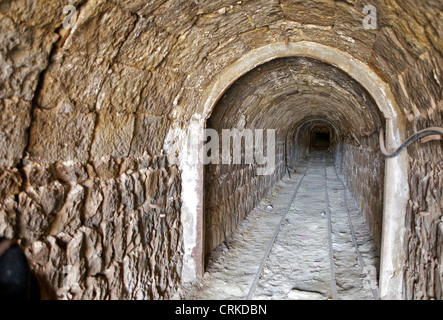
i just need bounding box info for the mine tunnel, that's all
[0,0,442,301]
[204,57,384,258]
[202,57,386,300]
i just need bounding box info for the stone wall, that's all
[336,135,385,250]
[0,154,183,299]
[0,0,186,299]
[404,139,443,300]
[204,137,285,260]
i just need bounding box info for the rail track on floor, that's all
[246,154,379,300]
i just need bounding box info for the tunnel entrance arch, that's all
[179,42,408,299]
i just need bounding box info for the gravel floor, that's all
[185,153,380,300]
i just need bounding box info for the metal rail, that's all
[323,157,338,300]
[246,154,384,300]
[245,159,312,300]
[334,165,379,300]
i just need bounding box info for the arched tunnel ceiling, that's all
[1,0,439,165]
[208,57,382,138]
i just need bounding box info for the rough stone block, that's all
[0,167,21,199]
[129,115,168,157]
[280,0,336,26]
[115,18,177,71]
[0,15,58,100]
[36,52,111,113]
[28,109,96,163]
[62,1,137,60]
[0,97,31,167]
[97,64,151,114]
[89,113,135,161]
[371,27,415,79]
[242,0,284,28]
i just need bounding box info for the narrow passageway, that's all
[187,152,379,300]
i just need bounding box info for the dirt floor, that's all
[184,153,380,300]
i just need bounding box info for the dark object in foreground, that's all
[0,238,40,300]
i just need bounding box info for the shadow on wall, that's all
[0,237,56,300]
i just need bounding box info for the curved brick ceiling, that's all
[209,57,382,138]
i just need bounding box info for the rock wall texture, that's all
[203,129,286,260]
[404,142,443,300]
[0,0,441,299]
[336,135,385,249]
[0,154,183,299]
